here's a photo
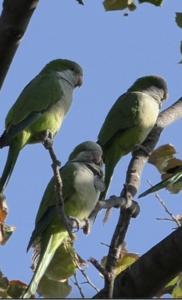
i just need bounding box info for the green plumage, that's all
[0,59,83,192]
[23,141,104,298]
[98,75,168,200]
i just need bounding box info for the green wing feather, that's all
[6,72,63,128]
[98,92,141,147]
[139,172,182,198]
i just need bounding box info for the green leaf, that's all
[138,0,163,6]
[101,251,139,278]
[103,0,136,11]
[172,275,182,298]
[176,13,182,29]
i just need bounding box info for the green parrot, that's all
[98,75,168,200]
[139,166,182,198]
[0,59,83,193]
[23,141,104,298]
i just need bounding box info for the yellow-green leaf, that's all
[101,251,139,278]
[103,0,136,11]
[172,275,182,298]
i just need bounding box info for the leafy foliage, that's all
[0,271,27,298]
[0,194,15,245]
[103,0,164,12]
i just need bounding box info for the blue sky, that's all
[0,0,182,297]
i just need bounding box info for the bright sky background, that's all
[0,0,182,298]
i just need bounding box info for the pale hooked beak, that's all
[76,74,83,87]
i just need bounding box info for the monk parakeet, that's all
[98,75,168,200]
[0,59,83,192]
[23,141,104,298]
[139,166,182,198]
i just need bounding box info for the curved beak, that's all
[76,73,83,87]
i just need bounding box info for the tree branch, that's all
[0,0,39,89]
[94,226,182,298]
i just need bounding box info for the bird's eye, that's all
[70,67,75,71]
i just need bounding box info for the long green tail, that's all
[99,161,115,201]
[138,176,174,198]
[23,231,67,298]
[0,144,21,192]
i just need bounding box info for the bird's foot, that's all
[133,144,150,156]
[68,216,91,235]
[127,200,140,218]
[42,130,54,149]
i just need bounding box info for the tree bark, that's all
[94,226,182,298]
[0,0,39,89]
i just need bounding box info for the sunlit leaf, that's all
[0,194,8,223]
[149,144,176,173]
[138,0,163,6]
[0,224,16,245]
[172,275,182,298]
[176,13,182,29]
[103,0,136,11]
[101,247,139,278]
[156,275,179,297]
[148,144,182,194]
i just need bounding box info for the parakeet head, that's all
[42,59,83,87]
[68,141,103,166]
[127,75,168,102]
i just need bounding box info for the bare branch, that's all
[73,274,85,298]
[0,0,39,89]
[43,137,74,241]
[154,193,181,227]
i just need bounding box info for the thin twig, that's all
[73,274,85,298]
[146,179,181,227]
[43,138,74,240]
[73,256,99,293]
[155,193,181,227]
[156,217,176,222]
[89,257,108,279]
[67,245,100,294]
